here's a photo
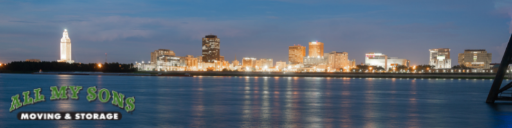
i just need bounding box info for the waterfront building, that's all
[199,62,215,71]
[308,41,324,57]
[303,55,329,68]
[220,56,225,62]
[276,61,286,69]
[151,49,176,63]
[388,57,410,68]
[289,45,306,64]
[458,49,492,69]
[365,53,387,69]
[26,59,41,62]
[185,55,198,70]
[232,59,240,66]
[365,53,409,71]
[57,29,74,63]
[429,48,451,69]
[242,57,257,69]
[197,56,203,63]
[349,59,356,69]
[202,35,220,63]
[255,58,273,69]
[327,51,349,71]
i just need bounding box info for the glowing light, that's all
[98,63,102,68]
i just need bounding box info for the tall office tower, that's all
[327,51,349,70]
[308,41,324,57]
[458,49,492,69]
[202,35,220,63]
[58,29,74,63]
[429,48,451,69]
[289,44,306,64]
[151,49,176,63]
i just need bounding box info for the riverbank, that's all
[3,71,509,79]
[140,71,506,79]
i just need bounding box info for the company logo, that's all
[9,86,135,120]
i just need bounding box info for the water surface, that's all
[0,74,511,127]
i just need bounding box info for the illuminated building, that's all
[365,53,409,71]
[220,56,225,62]
[349,59,356,68]
[429,48,451,69]
[388,57,410,68]
[242,57,256,69]
[26,59,41,62]
[289,45,306,64]
[255,58,273,69]
[303,55,328,67]
[458,49,492,69]
[308,41,324,57]
[197,55,203,63]
[202,35,220,63]
[151,49,175,63]
[232,59,240,66]
[276,61,286,69]
[327,51,349,70]
[57,29,74,63]
[365,53,387,70]
[185,55,198,70]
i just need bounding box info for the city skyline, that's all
[1,0,511,66]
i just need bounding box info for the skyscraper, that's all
[458,49,492,69]
[58,29,74,63]
[327,51,349,70]
[429,48,451,69]
[308,41,324,57]
[202,35,220,63]
[289,44,306,64]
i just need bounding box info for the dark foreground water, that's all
[0,74,512,128]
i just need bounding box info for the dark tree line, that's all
[0,61,136,73]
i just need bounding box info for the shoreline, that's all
[1,71,508,79]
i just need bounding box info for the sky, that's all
[1,0,512,66]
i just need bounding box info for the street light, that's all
[98,63,102,68]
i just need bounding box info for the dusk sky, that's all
[2,0,512,66]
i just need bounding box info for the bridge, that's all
[487,35,512,103]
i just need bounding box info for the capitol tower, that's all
[57,29,74,63]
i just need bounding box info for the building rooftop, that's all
[205,35,217,38]
[464,49,486,51]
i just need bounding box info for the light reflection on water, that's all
[0,74,512,127]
